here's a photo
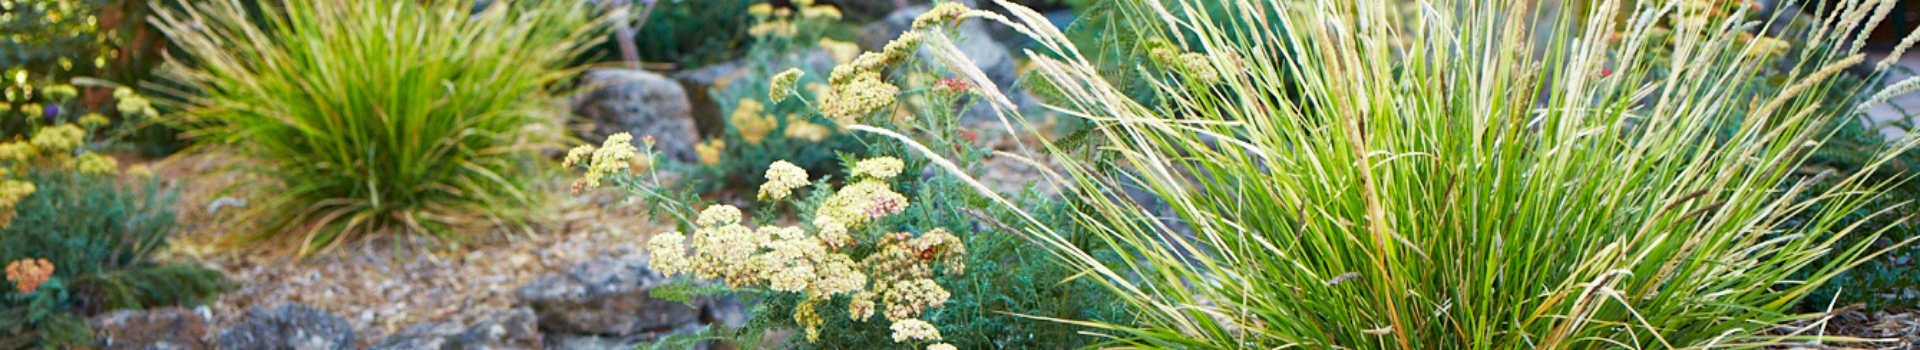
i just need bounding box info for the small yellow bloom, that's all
[819,39,860,65]
[731,99,775,145]
[747,3,773,17]
[768,68,805,103]
[801,5,841,20]
[784,118,832,141]
[889,318,942,342]
[75,152,118,175]
[759,160,809,200]
[43,84,77,102]
[696,139,726,165]
[748,20,796,37]
[126,164,154,179]
[912,2,973,28]
[29,124,86,154]
[0,142,34,161]
[850,157,904,179]
[78,113,109,129]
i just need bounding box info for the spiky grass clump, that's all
[153,0,605,254]
[861,0,1920,348]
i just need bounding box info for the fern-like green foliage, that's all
[0,170,227,349]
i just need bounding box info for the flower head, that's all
[696,139,726,165]
[75,152,117,175]
[759,160,809,200]
[928,344,957,350]
[890,318,942,342]
[769,68,805,103]
[732,99,775,145]
[0,142,35,161]
[912,2,973,29]
[43,84,77,102]
[79,113,109,129]
[785,118,832,141]
[5,258,53,294]
[851,157,905,179]
[698,204,743,227]
[801,5,841,19]
[29,124,86,154]
[647,232,690,275]
[819,72,899,125]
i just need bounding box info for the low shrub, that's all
[0,126,225,349]
[152,0,606,254]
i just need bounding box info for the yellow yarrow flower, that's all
[29,124,86,154]
[78,113,109,129]
[769,68,805,103]
[75,152,117,175]
[800,5,841,19]
[732,99,775,145]
[696,139,725,165]
[911,2,972,28]
[759,160,809,200]
[784,118,832,141]
[850,157,904,179]
[819,72,899,125]
[0,142,34,161]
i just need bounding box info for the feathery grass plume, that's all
[854,0,1920,348]
[152,0,606,255]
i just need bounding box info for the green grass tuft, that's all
[152,0,607,255]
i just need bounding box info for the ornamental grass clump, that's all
[153,0,605,254]
[847,0,1920,348]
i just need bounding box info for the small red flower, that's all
[935,78,971,93]
[1600,68,1614,78]
[958,130,978,142]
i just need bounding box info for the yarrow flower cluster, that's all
[819,71,901,125]
[911,2,974,28]
[784,118,833,141]
[758,160,808,200]
[889,318,941,342]
[29,124,84,154]
[563,132,642,193]
[0,180,35,227]
[644,157,967,344]
[696,139,726,166]
[731,98,777,145]
[75,152,117,175]
[768,68,805,103]
[5,258,53,294]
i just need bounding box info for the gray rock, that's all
[858,0,1036,122]
[513,255,699,337]
[92,307,210,350]
[370,308,542,350]
[213,304,356,350]
[572,69,701,163]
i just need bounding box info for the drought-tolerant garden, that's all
[3,0,1919,349]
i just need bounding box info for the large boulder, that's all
[858,0,1036,122]
[368,307,542,350]
[213,304,356,350]
[92,307,210,350]
[513,255,700,337]
[572,69,701,163]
